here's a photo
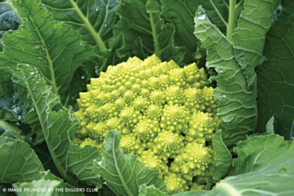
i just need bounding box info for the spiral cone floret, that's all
[120,133,145,155]
[133,119,160,142]
[171,142,214,181]
[186,111,216,143]
[160,105,188,133]
[153,131,184,159]
[146,105,162,121]
[137,150,168,179]
[164,173,189,194]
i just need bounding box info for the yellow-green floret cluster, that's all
[73,55,220,194]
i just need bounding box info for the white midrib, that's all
[112,138,133,196]
[28,14,58,95]
[69,0,107,50]
[217,182,241,196]
[24,70,77,186]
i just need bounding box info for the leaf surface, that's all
[139,184,169,196]
[41,0,119,50]
[210,130,232,185]
[112,0,185,64]
[161,0,229,63]
[0,68,25,121]
[10,64,101,186]
[257,0,294,139]
[194,6,257,147]
[94,130,167,196]
[14,171,84,196]
[0,136,44,183]
[0,0,22,51]
[0,0,93,103]
[232,0,280,88]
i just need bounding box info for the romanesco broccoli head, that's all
[74,55,220,194]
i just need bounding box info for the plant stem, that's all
[0,119,25,141]
[226,0,236,40]
[149,12,161,59]
[69,0,107,50]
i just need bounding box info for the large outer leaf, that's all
[112,0,185,64]
[0,136,44,183]
[257,0,294,139]
[161,0,229,63]
[194,6,257,148]
[209,130,231,185]
[0,0,93,103]
[10,64,101,187]
[232,0,280,88]
[94,130,167,196]
[14,171,85,196]
[139,184,168,196]
[173,134,294,196]
[41,0,119,50]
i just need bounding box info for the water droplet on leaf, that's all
[198,14,205,20]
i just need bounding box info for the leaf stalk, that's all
[149,12,161,58]
[226,0,237,40]
[69,0,107,50]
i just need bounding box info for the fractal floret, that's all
[73,55,220,194]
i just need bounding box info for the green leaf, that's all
[257,0,294,139]
[0,68,23,121]
[94,130,167,196]
[139,184,169,196]
[232,0,280,88]
[98,184,117,196]
[161,0,229,63]
[265,115,275,135]
[194,6,257,148]
[172,190,219,196]
[0,68,44,136]
[10,64,101,187]
[173,134,294,196]
[0,0,93,104]
[0,0,22,51]
[0,136,44,183]
[0,119,25,141]
[210,130,232,185]
[13,171,85,196]
[40,0,128,76]
[112,0,185,64]
[41,0,120,50]
[32,142,62,179]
